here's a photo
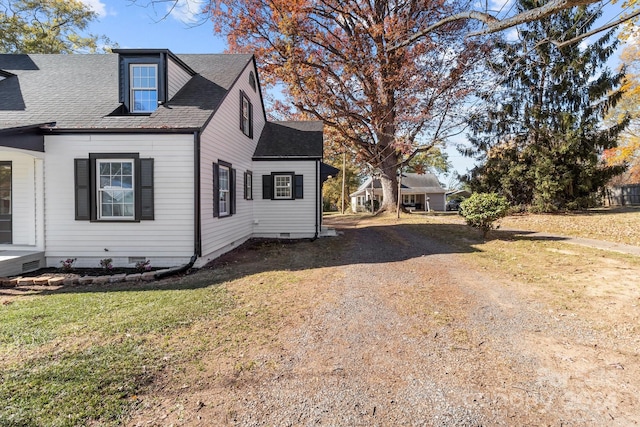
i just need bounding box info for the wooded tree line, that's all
[2,0,639,212]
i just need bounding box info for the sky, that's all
[80,0,631,180]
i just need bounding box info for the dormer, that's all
[113,49,196,114]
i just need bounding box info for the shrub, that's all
[459,192,510,238]
[99,258,113,270]
[134,259,151,272]
[59,258,76,272]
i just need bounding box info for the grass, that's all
[0,264,310,427]
[0,279,235,426]
[1,209,638,425]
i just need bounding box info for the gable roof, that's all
[350,172,445,197]
[253,121,323,159]
[0,52,253,131]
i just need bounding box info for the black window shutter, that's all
[74,159,91,220]
[231,168,237,215]
[248,101,253,138]
[119,57,126,104]
[212,162,219,217]
[244,171,248,200]
[139,158,154,220]
[262,175,273,199]
[295,175,304,199]
[239,90,245,133]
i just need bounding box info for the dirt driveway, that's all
[129,216,640,426]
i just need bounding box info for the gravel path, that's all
[129,217,640,426]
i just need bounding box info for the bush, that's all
[459,192,510,238]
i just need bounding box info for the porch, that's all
[0,249,45,277]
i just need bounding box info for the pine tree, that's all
[465,0,627,211]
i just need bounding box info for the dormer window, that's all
[113,49,196,115]
[131,64,158,113]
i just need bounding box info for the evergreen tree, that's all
[465,0,627,211]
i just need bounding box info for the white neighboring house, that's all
[350,172,447,212]
[0,49,331,276]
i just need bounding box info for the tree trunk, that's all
[378,156,400,213]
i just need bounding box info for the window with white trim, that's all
[240,90,253,137]
[130,64,158,113]
[97,159,135,219]
[213,161,236,218]
[274,174,292,199]
[219,164,230,216]
[244,171,253,200]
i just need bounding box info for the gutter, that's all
[193,130,202,257]
[313,159,319,240]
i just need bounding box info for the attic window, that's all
[249,71,256,91]
[130,64,158,113]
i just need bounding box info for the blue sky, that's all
[83,0,226,53]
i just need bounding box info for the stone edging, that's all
[1,269,174,287]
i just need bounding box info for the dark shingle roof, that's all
[253,121,323,159]
[0,53,253,131]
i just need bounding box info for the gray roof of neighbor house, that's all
[350,172,446,197]
[0,52,254,131]
[253,121,324,159]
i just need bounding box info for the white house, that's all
[350,172,447,212]
[0,49,331,276]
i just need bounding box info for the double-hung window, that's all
[240,90,253,138]
[244,171,253,200]
[213,161,236,218]
[74,153,154,222]
[131,64,158,113]
[219,165,230,216]
[98,159,135,219]
[274,175,292,199]
[262,173,303,200]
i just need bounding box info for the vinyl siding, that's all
[0,151,38,246]
[43,133,195,267]
[167,57,192,99]
[253,160,318,238]
[198,62,265,265]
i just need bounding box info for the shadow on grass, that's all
[2,218,569,298]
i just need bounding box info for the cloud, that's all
[167,0,206,24]
[81,0,107,18]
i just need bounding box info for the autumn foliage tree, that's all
[604,27,640,184]
[208,0,489,212]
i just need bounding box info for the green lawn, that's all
[0,281,234,427]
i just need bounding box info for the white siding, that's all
[197,61,266,266]
[0,150,40,247]
[43,133,195,268]
[167,57,193,99]
[253,160,319,238]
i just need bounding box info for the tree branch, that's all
[388,0,602,52]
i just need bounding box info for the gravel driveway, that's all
[129,216,640,426]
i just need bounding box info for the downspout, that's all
[313,159,319,240]
[155,131,200,281]
[193,130,202,257]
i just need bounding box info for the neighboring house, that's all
[350,172,447,212]
[0,49,331,276]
